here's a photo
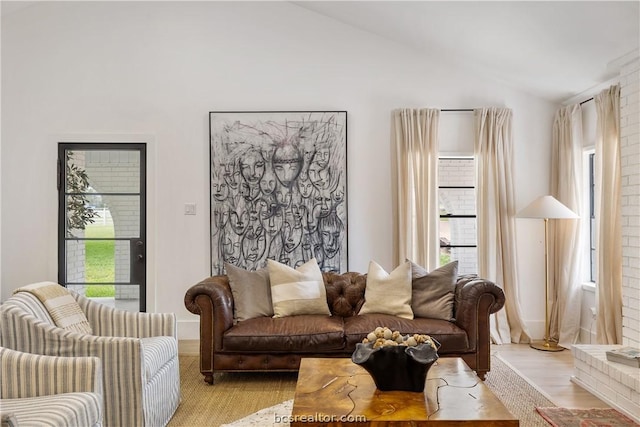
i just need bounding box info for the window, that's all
[580,97,598,285]
[586,150,596,283]
[438,157,477,274]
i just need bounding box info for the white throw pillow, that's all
[267,258,331,318]
[359,261,413,319]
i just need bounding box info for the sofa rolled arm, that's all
[453,275,505,350]
[184,276,234,384]
[184,276,233,328]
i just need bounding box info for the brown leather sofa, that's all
[184,272,505,384]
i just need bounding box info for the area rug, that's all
[536,407,639,427]
[219,355,553,427]
[221,400,293,427]
[486,355,555,427]
[168,356,297,426]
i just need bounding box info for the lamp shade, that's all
[517,195,579,219]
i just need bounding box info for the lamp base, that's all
[530,340,565,352]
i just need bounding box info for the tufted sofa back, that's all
[322,272,367,318]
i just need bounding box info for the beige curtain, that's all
[550,104,584,348]
[594,85,623,344]
[475,107,530,344]
[391,108,440,270]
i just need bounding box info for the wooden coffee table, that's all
[291,357,518,426]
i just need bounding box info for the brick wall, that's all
[620,57,640,348]
[572,345,640,422]
[569,58,640,422]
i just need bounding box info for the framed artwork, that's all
[209,111,348,275]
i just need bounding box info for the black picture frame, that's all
[209,111,348,275]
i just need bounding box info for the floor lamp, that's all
[517,195,579,352]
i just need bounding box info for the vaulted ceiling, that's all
[293,1,639,103]
[3,1,638,103]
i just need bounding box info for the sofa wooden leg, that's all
[204,374,214,385]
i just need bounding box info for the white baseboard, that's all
[177,320,200,340]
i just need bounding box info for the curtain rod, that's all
[579,97,594,106]
[441,109,474,112]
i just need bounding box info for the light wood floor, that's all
[178,340,608,409]
[493,343,608,408]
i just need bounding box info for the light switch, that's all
[184,203,197,215]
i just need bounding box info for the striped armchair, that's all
[0,347,103,427]
[0,287,180,427]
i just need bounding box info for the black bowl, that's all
[351,341,439,392]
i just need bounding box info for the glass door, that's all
[58,143,147,312]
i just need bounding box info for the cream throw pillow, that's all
[267,258,331,318]
[359,261,413,319]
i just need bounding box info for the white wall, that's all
[1,1,555,339]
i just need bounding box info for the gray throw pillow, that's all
[410,260,458,321]
[225,263,274,322]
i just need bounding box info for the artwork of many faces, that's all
[209,111,348,274]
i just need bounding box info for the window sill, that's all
[581,282,596,292]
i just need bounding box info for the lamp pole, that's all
[530,217,564,351]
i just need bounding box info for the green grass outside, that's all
[440,252,451,266]
[84,224,116,297]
